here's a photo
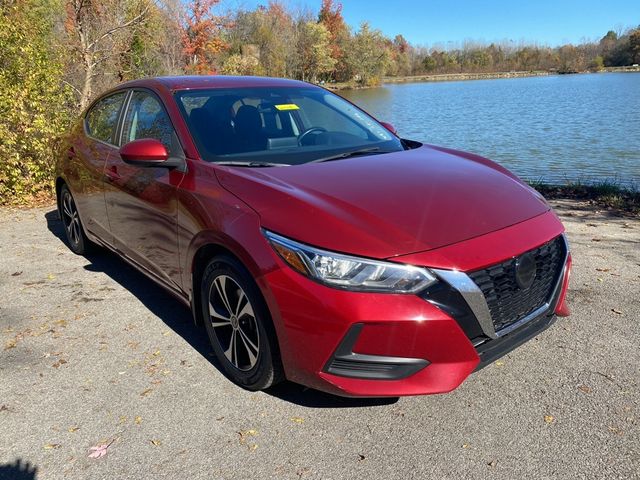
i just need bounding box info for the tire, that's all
[58,184,92,255]
[200,254,284,390]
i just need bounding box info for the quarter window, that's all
[85,92,127,144]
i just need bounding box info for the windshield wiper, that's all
[308,147,384,164]
[214,161,290,168]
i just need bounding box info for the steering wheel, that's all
[298,127,327,146]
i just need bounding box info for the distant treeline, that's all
[0,0,639,203]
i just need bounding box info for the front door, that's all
[104,89,185,292]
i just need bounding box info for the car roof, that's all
[118,75,314,92]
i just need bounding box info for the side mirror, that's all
[119,139,172,167]
[380,121,397,135]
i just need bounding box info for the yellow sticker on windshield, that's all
[275,104,300,111]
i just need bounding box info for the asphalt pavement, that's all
[0,200,638,480]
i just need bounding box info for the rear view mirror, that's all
[119,139,179,168]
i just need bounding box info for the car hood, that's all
[215,144,550,259]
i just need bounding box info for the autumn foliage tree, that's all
[318,0,349,81]
[182,0,228,74]
[0,0,73,201]
[64,0,150,109]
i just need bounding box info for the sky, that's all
[227,0,640,47]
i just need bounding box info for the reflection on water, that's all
[340,73,640,187]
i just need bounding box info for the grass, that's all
[526,178,640,215]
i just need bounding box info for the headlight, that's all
[264,230,437,293]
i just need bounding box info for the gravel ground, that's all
[0,200,638,480]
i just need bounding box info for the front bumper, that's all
[259,210,571,397]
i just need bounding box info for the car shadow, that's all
[44,209,398,408]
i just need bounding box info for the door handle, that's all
[105,166,121,182]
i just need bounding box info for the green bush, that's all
[0,0,73,205]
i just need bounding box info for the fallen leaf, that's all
[44,443,61,450]
[611,309,623,315]
[52,359,68,368]
[11,271,23,276]
[140,388,153,397]
[54,319,68,328]
[0,405,9,412]
[134,416,142,425]
[150,439,162,446]
[495,361,504,367]
[462,444,470,449]
[68,426,80,433]
[487,460,497,467]
[88,442,112,458]
[216,416,224,421]
[152,350,161,356]
[595,268,610,272]
[578,385,592,394]
[238,430,258,445]
[291,417,304,424]
[597,278,604,282]
[47,273,56,280]
[358,454,366,461]
[591,238,602,242]
[544,415,554,424]
[4,339,17,350]
[248,444,258,451]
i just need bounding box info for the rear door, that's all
[72,91,128,243]
[104,89,185,291]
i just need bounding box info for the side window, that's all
[121,91,181,156]
[85,92,127,144]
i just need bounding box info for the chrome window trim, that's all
[432,234,569,340]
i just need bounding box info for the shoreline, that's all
[526,180,639,215]
[326,66,640,90]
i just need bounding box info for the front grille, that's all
[468,236,565,332]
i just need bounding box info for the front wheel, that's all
[200,255,284,390]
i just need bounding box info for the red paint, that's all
[55,76,571,397]
[119,138,169,163]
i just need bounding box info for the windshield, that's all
[175,87,404,165]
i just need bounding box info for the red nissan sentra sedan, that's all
[55,76,571,397]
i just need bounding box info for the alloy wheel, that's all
[208,275,260,371]
[62,190,81,247]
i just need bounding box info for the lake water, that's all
[340,73,640,187]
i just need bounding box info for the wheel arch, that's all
[189,237,286,380]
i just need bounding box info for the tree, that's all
[346,23,389,86]
[221,54,263,76]
[64,0,150,109]
[296,21,335,81]
[590,55,605,71]
[318,0,349,81]
[629,28,640,64]
[0,0,73,203]
[182,0,227,74]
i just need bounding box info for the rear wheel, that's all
[59,184,92,255]
[200,255,283,390]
